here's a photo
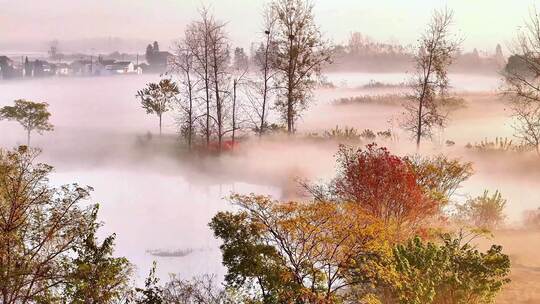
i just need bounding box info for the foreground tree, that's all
[270,0,333,134]
[402,8,461,149]
[0,146,94,303]
[0,99,54,146]
[504,8,540,155]
[390,232,511,304]
[210,194,388,303]
[136,79,179,135]
[64,206,133,304]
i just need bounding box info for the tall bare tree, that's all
[171,37,200,150]
[270,0,333,134]
[186,9,214,147]
[207,15,231,151]
[504,8,540,155]
[246,8,278,136]
[402,8,461,149]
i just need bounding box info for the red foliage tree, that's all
[331,144,438,239]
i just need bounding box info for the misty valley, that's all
[1,1,540,304]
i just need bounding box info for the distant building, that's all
[55,63,71,76]
[0,56,15,79]
[145,41,172,73]
[106,61,136,74]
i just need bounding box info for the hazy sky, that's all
[0,0,534,53]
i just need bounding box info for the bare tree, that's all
[270,0,333,134]
[207,15,231,152]
[504,8,540,155]
[246,8,278,136]
[186,9,214,148]
[402,8,461,149]
[170,38,200,150]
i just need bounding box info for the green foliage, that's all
[65,206,133,303]
[0,99,54,145]
[209,210,296,303]
[136,79,179,135]
[134,262,164,304]
[391,233,511,304]
[455,190,507,230]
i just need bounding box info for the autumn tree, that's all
[136,79,179,136]
[406,154,474,205]
[0,146,96,303]
[503,8,540,155]
[0,99,54,146]
[270,0,333,134]
[210,194,388,303]
[304,144,439,241]
[402,8,461,149]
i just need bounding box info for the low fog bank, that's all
[1,73,539,284]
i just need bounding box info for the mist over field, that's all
[1,1,540,303]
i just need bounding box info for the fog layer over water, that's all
[1,72,539,283]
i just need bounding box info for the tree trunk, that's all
[159,114,162,136]
[232,79,237,149]
[27,129,31,147]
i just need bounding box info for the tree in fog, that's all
[504,8,540,155]
[232,47,248,70]
[0,99,54,146]
[230,60,248,146]
[0,146,95,303]
[402,8,460,149]
[171,38,199,150]
[246,8,278,136]
[136,79,179,136]
[270,0,333,134]
[186,10,214,147]
[207,13,231,151]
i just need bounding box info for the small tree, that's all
[402,8,461,149]
[134,262,164,304]
[0,99,54,146]
[455,190,507,230]
[64,206,133,304]
[136,79,179,135]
